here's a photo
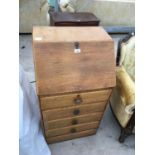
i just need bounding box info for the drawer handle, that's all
[72,119,78,125]
[74,95,83,104]
[73,109,80,115]
[70,128,76,133]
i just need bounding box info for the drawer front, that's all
[45,121,99,137]
[46,129,96,144]
[44,112,103,130]
[40,89,111,110]
[43,101,107,121]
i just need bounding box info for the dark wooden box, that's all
[48,11,100,26]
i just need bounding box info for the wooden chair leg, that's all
[119,128,128,143]
[110,103,135,143]
[119,111,135,143]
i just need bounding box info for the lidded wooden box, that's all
[48,12,100,26]
[33,26,116,143]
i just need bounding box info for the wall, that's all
[70,0,135,28]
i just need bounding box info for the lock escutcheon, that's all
[74,42,81,53]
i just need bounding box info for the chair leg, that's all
[119,111,135,143]
[119,128,128,143]
[110,103,135,143]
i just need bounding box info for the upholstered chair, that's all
[110,33,135,143]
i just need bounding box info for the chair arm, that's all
[116,66,135,114]
[59,1,75,12]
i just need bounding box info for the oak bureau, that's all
[32,26,116,144]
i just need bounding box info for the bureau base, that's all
[46,129,97,144]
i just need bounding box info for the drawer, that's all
[45,121,99,137]
[46,129,96,144]
[43,101,107,121]
[40,89,111,110]
[44,112,103,130]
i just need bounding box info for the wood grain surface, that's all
[45,121,99,137]
[49,12,100,26]
[32,27,116,143]
[40,89,111,110]
[33,27,115,95]
[46,129,97,143]
[42,101,107,121]
[44,112,103,130]
[33,26,112,42]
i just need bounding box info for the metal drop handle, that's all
[73,109,80,115]
[72,119,78,125]
[70,128,76,133]
[74,95,83,104]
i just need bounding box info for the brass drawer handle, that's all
[72,119,78,125]
[70,128,76,133]
[73,109,80,115]
[74,95,83,104]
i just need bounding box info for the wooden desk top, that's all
[33,27,115,95]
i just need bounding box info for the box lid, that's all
[33,26,116,95]
[49,12,100,23]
